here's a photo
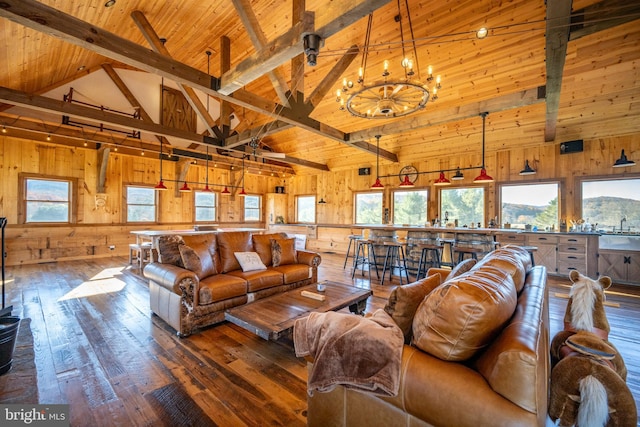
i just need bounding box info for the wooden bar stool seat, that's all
[454,246,485,264]
[343,234,363,269]
[381,241,409,285]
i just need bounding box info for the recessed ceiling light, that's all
[476,27,488,39]
[77,65,85,71]
[104,0,116,8]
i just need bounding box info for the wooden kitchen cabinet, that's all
[598,250,640,285]
[526,234,558,274]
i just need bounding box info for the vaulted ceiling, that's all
[0,0,638,175]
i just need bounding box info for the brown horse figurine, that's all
[549,270,636,427]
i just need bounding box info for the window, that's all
[194,191,217,222]
[296,195,316,223]
[393,189,428,225]
[500,182,559,230]
[126,186,157,222]
[23,177,72,223]
[581,177,640,233]
[355,192,383,224]
[243,195,262,221]
[440,187,485,227]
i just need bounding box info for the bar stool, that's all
[439,238,456,268]
[352,239,380,281]
[454,246,484,264]
[129,242,152,270]
[381,241,409,285]
[343,234,363,269]
[416,244,442,280]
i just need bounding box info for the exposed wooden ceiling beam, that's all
[349,87,546,141]
[544,0,572,142]
[569,0,640,41]
[280,155,330,171]
[101,63,169,146]
[223,121,294,149]
[218,0,392,95]
[130,10,219,139]
[0,86,213,144]
[230,0,291,106]
[0,0,394,161]
[306,45,359,110]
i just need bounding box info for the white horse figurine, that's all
[549,270,635,427]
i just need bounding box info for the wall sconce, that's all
[613,149,636,168]
[318,198,327,204]
[519,160,536,176]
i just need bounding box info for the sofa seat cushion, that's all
[217,231,253,273]
[272,264,311,284]
[412,264,518,361]
[198,274,248,306]
[228,268,284,292]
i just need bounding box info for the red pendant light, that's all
[474,112,494,183]
[154,180,167,191]
[221,186,230,194]
[370,135,384,189]
[434,171,451,186]
[179,181,192,192]
[399,174,415,187]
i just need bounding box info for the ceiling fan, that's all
[248,137,285,159]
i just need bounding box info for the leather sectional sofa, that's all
[306,245,549,427]
[143,231,321,336]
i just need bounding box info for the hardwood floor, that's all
[1,253,639,426]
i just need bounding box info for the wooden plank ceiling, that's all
[0,0,638,174]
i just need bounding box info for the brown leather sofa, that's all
[143,231,321,337]
[307,246,549,427]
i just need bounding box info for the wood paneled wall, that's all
[290,134,640,225]
[0,135,282,265]
[1,133,638,265]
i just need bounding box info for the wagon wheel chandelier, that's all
[337,0,442,119]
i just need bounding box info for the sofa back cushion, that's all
[412,264,518,361]
[216,231,253,273]
[252,233,287,266]
[156,235,185,267]
[471,245,531,292]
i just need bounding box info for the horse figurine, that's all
[549,270,636,427]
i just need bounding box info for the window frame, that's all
[124,185,158,223]
[194,190,218,223]
[577,173,640,233]
[19,173,78,224]
[438,186,486,227]
[391,188,429,225]
[354,190,384,225]
[295,194,316,224]
[497,179,562,230]
[243,194,262,222]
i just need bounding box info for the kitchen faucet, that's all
[621,217,627,233]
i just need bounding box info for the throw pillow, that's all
[384,274,441,343]
[252,233,286,266]
[271,238,297,267]
[234,252,267,272]
[412,265,518,361]
[178,242,216,280]
[156,235,185,267]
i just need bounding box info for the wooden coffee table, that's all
[224,281,372,341]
